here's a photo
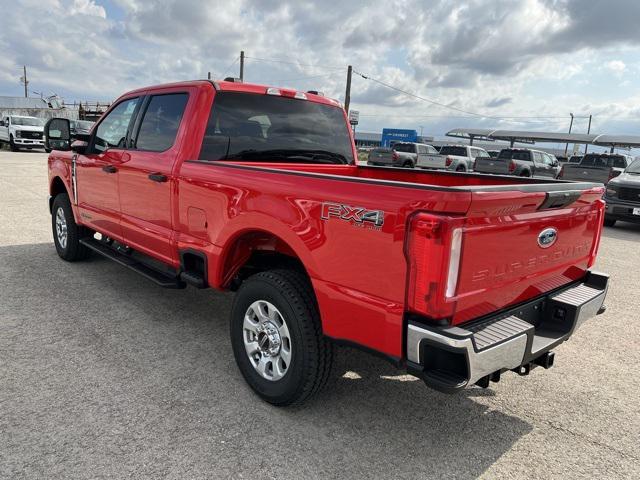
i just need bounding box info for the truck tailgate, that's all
[418,154,446,169]
[451,187,604,324]
[561,164,611,183]
[474,157,510,174]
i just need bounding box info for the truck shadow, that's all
[1,242,532,479]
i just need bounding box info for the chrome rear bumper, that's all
[406,271,609,393]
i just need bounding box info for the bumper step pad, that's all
[406,271,609,393]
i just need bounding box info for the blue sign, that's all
[381,128,418,147]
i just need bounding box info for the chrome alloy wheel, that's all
[55,207,68,249]
[243,300,292,381]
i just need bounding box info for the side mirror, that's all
[44,118,71,152]
[71,140,88,154]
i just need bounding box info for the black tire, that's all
[603,217,616,227]
[230,269,333,406]
[520,170,531,177]
[45,148,52,153]
[402,160,414,168]
[9,135,18,151]
[455,165,466,172]
[51,193,92,261]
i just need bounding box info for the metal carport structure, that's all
[446,128,640,152]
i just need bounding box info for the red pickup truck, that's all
[45,80,609,406]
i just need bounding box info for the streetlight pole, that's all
[564,113,574,157]
[584,114,592,154]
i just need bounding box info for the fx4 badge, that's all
[321,202,384,228]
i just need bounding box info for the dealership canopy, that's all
[446,128,640,150]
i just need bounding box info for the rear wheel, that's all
[402,160,414,168]
[230,269,333,406]
[520,170,531,177]
[455,165,466,172]
[51,193,92,261]
[603,217,616,227]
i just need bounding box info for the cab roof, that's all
[122,79,342,108]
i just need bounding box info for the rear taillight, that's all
[405,213,464,320]
[392,151,399,161]
[558,166,564,178]
[445,156,453,167]
[508,160,516,173]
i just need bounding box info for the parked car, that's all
[0,115,45,151]
[44,79,608,405]
[475,148,561,178]
[367,142,438,168]
[559,153,632,184]
[604,158,640,226]
[417,144,490,172]
[568,154,583,163]
[487,150,500,158]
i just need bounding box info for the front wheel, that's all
[9,135,18,151]
[230,269,333,406]
[51,193,92,261]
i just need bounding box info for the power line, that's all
[358,113,587,119]
[263,72,337,84]
[353,69,496,119]
[245,55,345,71]
[221,56,240,78]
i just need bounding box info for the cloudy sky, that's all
[1,0,640,139]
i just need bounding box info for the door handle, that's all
[148,172,167,183]
[102,165,117,173]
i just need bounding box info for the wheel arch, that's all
[216,228,314,292]
[49,176,69,213]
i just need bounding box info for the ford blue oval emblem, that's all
[538,228,558,248]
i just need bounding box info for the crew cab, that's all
[559,152,631,184]
[45,80,609,406]
[417,144,490,172]
[367,142,438,168]
[603,158,640,226]
[475,148,561,178]
[0,115,45,151]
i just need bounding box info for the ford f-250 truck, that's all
[45,80,609,406]
[0,115,45,151]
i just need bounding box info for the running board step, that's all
[80,238,186,289]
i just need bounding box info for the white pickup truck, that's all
[417,144,490,172]
[0,115,46,151]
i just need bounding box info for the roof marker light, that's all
[294,92,308,100]
[266,88,282,96]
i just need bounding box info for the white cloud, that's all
[605,60,626,75]
[1,0,640,136]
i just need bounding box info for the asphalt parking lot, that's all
[1,150,639,479]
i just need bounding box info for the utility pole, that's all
[344,65,352,113]
[20,65,28,98]
[239,51,245,81]
[564,113,574,156]
[584,114,592,154]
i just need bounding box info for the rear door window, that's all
[134,93,189,152]
[394,143,416,153]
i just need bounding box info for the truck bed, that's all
[179,160,604,357]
